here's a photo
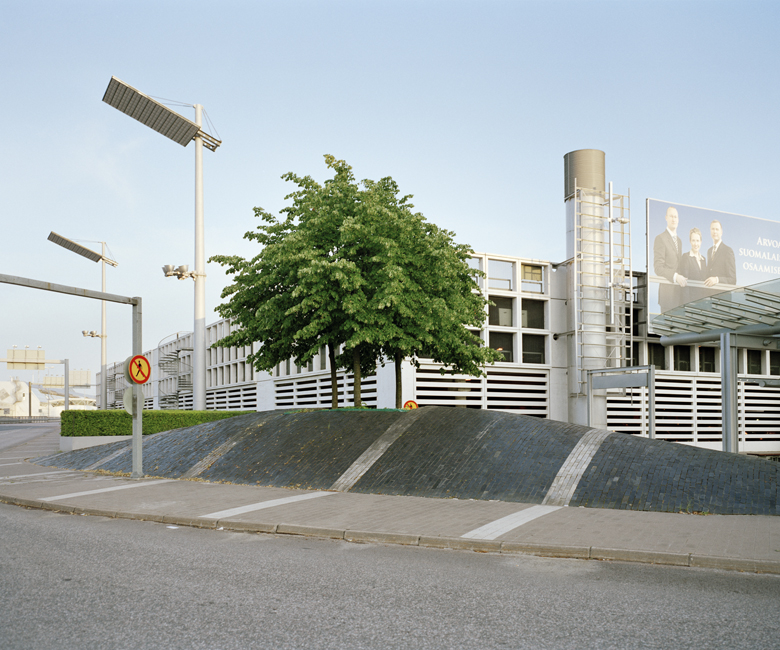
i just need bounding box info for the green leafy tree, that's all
[350,176,502,407]
[210,155,500,409]
[209,155,363,407]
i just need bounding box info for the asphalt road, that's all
[0,423,59,453]
[1,504,779,650]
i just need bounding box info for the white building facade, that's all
[97,150,780,456]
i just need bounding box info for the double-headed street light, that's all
[48,232,117,410]
[162,264,196,280]
[103,77,221,411]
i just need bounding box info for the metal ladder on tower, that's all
[572,183,633,395]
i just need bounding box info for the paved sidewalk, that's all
[1,425,779,575]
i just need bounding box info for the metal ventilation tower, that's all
[564,150,633,426]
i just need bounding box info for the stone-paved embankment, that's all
[36,407,779,515]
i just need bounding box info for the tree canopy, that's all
[209,155,501,408]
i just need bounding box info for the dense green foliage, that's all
[60,410,252,437]
[210,155,501,408]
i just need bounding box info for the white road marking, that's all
[85,445,131,470]
[40,479,173,502]
[461,505,562,540]
[0,462,23,467]
[330,409,426,492]
[200,491,335,519]
[542,428,612,507]
[0,470,73,480]
[182,438,240,479]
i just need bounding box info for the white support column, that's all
[64,359,69,412]
[193,104,206,411]
[720,332,738,453]
[101,242,107,410]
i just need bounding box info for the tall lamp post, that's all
[48,232,117,410]
[102,77,221,411]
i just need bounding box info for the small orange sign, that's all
[128,354,151,385]
[403,400,418,410]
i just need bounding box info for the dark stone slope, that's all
[36,407,779,515]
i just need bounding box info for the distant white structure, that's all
[0,380,42,417]
[0,380,96,418]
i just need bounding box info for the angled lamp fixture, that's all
[49,232,117,410]
[103,76,221,411]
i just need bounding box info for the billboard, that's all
[647,199,780,328]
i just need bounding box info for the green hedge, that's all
[60,410,254,437]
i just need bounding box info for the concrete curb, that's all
[277,524,345,539]
[2,494,780,576]
[59,435,132,452]
[501,541,591,559]
[591,547,691,567]
[217,520,277,534]
[345,530,420,546]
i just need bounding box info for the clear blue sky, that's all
[2,0,779,389]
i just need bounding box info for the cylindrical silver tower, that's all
[564,149,608,427]
[564,149,605,198]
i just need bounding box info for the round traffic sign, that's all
[403,400,418,410]
[128,354,151,385]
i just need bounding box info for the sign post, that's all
[125,345,149,479]
[0,273,142,475]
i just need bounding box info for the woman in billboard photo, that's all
[679,227,712,303]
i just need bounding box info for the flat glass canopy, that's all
[650,277,780,336]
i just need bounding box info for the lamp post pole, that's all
[193,104,206,412]
[101,242,107,410]
[102,78,220,412]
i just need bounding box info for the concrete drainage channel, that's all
[2,494,778,576]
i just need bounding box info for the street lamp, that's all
[48,232,117,410]
[162,264,196,280]
[103,76,221,411]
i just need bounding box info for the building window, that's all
[522,334,545,364]
[489,332,513,362]
[771,351,780,376]
[648,343,666,370]
[488,260,513,290]
[747,349,762,375]
[488,296,513,326]
[674,346,691,372]
[467,257,483,288]
[521,264,543,293]
[699,347,716,373]
[522,299,545,329]
[632,308,641,337]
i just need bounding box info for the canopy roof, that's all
[651,277,780,336]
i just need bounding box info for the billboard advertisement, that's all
[647,198,780,327]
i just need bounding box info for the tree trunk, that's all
[352,347,361,407]
[328,342,338,409]
[394,350,402,409]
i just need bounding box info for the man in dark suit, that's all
[704,220,737,288]
[653,206,686,312]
